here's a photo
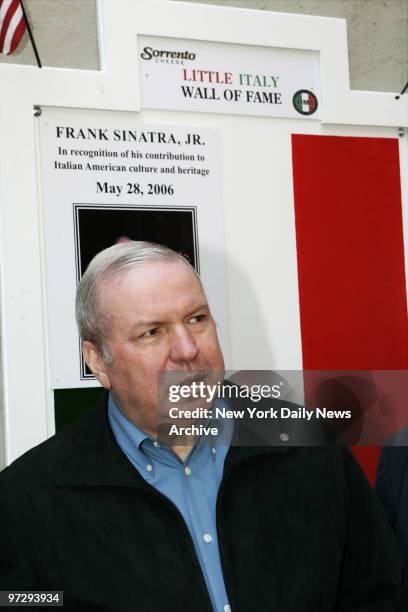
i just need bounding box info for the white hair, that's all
[75,241,199,363]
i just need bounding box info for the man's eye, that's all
[189,314,206,324]
[142,328,159,338]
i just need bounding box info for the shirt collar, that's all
[108,392,151,453]
[108,392,233,457]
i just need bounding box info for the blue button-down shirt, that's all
[108,393,233,612]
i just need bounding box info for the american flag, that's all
[0,0,26,55]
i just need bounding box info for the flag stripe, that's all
[0,0,13,23]
[0,0,25,55]
[2,4,23,54]
[6,10,24,54]
[292,134,408,484]
[0,0,19,51]
[307,94,316,113]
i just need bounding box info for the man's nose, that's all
[169,326,199,363]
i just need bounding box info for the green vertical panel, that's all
[54,388,105,432]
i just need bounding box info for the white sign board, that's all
[38,107,229,388]
[139,35,321,119]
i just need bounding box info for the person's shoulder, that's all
[0,397,105,492]
[378,426,408,480]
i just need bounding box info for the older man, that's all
[0,241,405,611]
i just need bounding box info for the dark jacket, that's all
[0,393,405,611]
[376,427,408,583]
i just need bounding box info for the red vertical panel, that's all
[291,134,408,485]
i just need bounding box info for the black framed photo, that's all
[73,204,199,379]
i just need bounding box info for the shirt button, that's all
[224,605,231,612]
[146,464,153,472]
[184,466,192,476]
[153,441,160,448]
[203,533,212,543]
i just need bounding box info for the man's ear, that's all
[82,341,112,389]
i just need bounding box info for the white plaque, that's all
[139,35,320,119]
[38,108,229,388]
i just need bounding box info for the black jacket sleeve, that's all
[336,448,407,612]
[376,445,397,529]
[0,476,38,589]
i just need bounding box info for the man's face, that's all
[83,260,225,434]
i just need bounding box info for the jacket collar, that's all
[53,389,296,488]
